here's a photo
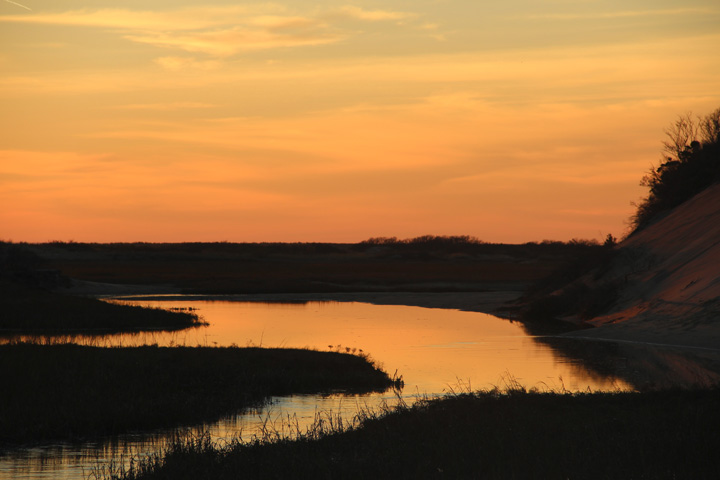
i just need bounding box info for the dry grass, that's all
[96,385,720,480]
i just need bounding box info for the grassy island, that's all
[0,344,400,448]
[0,279,203,333]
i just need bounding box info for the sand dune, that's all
[567,183,720,350]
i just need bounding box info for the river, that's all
[1,299,632,479]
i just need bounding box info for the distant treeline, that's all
[6,236,607,258]
[357,235,609,255]
[360,235,486,245]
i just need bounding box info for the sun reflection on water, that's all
[1,300,632,479]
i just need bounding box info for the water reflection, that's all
[1,300,631,479]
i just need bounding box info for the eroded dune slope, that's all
[572,183,720,348]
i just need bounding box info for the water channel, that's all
[1,298,633,479]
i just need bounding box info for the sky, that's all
[1,0,719,243]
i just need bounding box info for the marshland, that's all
[4,114,720,474]
[2,232,720,479]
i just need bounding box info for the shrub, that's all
[630,107,720,233]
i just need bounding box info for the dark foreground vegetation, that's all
[1,242,201,333]
[518,239,620,323]
[630,107,720,233]
[0,279,203,333]
[100,387,720,480]
[0,343,399,448]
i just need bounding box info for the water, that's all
[1,299,631,479]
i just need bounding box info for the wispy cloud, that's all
[114,102,216,111]
[0,6,282,29]
[0,4,416,56]
[527,7,718,21]
[126,24,342,56]
[4,0,31,12]
[326,5,416,22]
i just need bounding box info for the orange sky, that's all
[2,1,719,243]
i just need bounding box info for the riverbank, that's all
[0,279,203,334]
[105,290,525,317]
[17,236,720,352]
[0,343,399,449]
[104,289,720,390]
[106,288,720,351]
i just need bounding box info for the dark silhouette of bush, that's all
[0,241,43,276]
[630,107,720,233]
[519,240,620,322]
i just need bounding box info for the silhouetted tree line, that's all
[630,107,720,233]
[360,235,484,248]
[518,238,622,322]
[361,235,603,248]
[26,237,608,260]
[358,235,610,258]
[38,240,349,257]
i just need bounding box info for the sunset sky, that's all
[2,0,719,243]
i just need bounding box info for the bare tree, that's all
[700,107,720,145]
[630,107,720,233]
[662,112,700,162]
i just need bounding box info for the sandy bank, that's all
[560,183,720,352]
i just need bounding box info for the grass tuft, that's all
[98,386,720,480]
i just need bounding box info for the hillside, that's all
[564,182,720,349]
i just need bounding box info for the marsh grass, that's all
[100,386,720,480]
[0,343,399,448]
[0,278,204,334]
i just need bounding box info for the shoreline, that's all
[61,281,720,389]
[68,280,719,352]
[108,290,525,317]
[61,278,527,316]
[110,289,720,389]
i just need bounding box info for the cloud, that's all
[113,101,216,110]
[0,4,416,56]
[0,6,284,30]
[526,7,718,21]
[127,24,342,56]
[326,5,415,22]
[4,0,31,11]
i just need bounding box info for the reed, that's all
[0,278,204,334]
[99,386,720,480]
